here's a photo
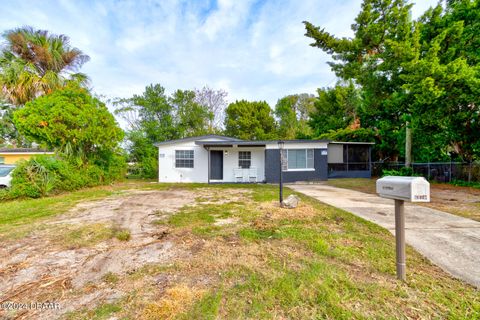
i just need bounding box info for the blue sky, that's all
[1,0,439,108]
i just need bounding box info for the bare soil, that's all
[327,179,480,221]
[0,189,207,319]
[425,183,480,221]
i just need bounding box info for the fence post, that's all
[468,162,472,183]
[450,160,453,182]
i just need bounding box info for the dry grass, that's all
[141,285,205,320]
[1,183,479,320]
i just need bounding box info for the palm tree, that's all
[0,26,90,106]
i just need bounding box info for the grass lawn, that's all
[327,178,480,222]
[1,182,479,319]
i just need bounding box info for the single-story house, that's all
[0,148,54,165]
[155,135,373,183]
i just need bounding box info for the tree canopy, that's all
[224,100,277,140]
[304,0,480,162]
[309,82,362,138]
[0,26,89,106]
[274,93,315,139]
[13,84,123,159]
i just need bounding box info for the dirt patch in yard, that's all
[0,189,208,319]
[327,178,480,221]
[1,184,477,319]
[424,184,480,221]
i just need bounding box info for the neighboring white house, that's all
[155,135,373,183]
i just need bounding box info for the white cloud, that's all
[0,0,439,112]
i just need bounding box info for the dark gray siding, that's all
[265,149,328,183]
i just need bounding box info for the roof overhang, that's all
[196,141,267,148]
[330,141,375,145]
[154,135,242,147]
[196,139,331,148]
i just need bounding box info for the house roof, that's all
[0,148,54,153]
[154,135,242,147]
[330,141,375,145]
[195,139,331,147]
[154,135,374,148]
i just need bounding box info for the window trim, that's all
[284,149,314,171]
[174,149,194,168]
[238,151,251,169]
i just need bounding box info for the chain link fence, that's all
[372,162,480,183]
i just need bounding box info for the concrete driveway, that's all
[288,184,480,288]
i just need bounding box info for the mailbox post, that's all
[376,176,430,281]
[394,199,406,280]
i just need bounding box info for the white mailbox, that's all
[376,176,430,202]
[376,176,430,282]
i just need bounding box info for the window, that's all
[238,151,251,168]
[0,156,4,164]
[175,150,194,168]
[0,166,13,177]
[286,149,314,170]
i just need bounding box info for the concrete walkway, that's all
[288,184,480,288]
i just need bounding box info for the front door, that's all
[210,150,223,180]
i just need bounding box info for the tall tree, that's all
[171,89,213,138]
[13,84,123,159]
[309,82,362,137]
[304,0,480,163]
[224,100,277,140]
[116,84,215,178]
[0,26,89,106]
[275,93,315,139]
[304,0,414,161]
[0,27,89,147]
[194,86,228,132]
[115,84,176,178]
[401,0,480,162]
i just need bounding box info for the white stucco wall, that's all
[209,147,265,182]
[158,140,209,183]
[157,140,265,183]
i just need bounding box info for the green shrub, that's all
[9,157,56,198]
[382,167,420,177]
[5,154,126,199]
[450,179,480,189]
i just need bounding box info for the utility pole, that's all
[405,120,412,168]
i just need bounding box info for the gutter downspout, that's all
[207,146,210,184]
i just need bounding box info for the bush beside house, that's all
[0,85,126,200]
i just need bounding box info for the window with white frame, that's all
[238,151,251,168]
[286,149,314,170]
[175,150,194,168]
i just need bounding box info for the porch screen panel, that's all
[175,150,194,168]
[344,145,369,171]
